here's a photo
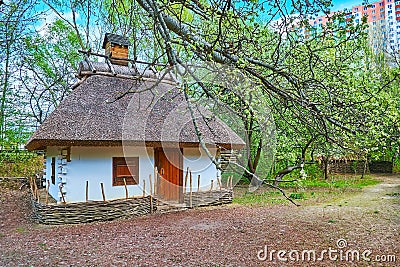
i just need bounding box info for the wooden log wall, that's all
[31,196,156,225]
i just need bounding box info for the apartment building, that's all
[309,0,400,53]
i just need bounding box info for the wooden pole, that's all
[45,180,50,205]
[217,177,222,190]
[59,186,66,203]
[100,182,106,202]
[189,171,193,208]
[184,167,189,193]
[154,167,159,205]
[154,170,157,196]
[230,176,233,189]
[226,176,230,189]
[210,179,214,191]
[33,178,38,200]
[86,181,89,202]
[29,177,34,195]
[149,174,153,196]
[149,174,153,213]
[197,175,201,192]
[143,179,146,197]
[123,178,128,199]
[154,167,158,197]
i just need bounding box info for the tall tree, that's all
[130,0,399,185]
[0,0,41,148]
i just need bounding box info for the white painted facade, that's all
[44,146,220,203]
[182,147,221,192]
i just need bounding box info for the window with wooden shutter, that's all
[112,157,139,186]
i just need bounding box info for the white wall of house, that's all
[44,146,220,203]
[182,147,220,192]
[45,146,154,203]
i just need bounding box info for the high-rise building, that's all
[308,0,400,53]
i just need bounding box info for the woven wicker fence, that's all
[183,189,233,207]
[31,189,233,225]
[31,196,156,225]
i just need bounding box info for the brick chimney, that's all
[102,33,131,66]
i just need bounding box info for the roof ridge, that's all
[77,61,178,84]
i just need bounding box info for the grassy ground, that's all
[233,174,381,206]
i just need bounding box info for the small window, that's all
[51,157,56,184]
[113,157,139,186]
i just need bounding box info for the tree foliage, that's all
[1,0,399,192]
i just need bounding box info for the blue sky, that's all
[331,0,364,11]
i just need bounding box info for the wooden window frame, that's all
[112,157,139,186]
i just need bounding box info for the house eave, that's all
[26,139,245,151]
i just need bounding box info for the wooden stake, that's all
[197,175,201,192]
[154,167,159,197]
[189,171,193,208]
[143,179,146,197]
[217,177,222,190]
[86,181,89,202]
[123,178,128,199]
[33,178,38,200]
[226,176,230,189]
[154,168,159,205]
[29,177,34,195]
[210,179,214,191]
[100,182,106,202]
[154,170,157,195]
[45,180,50,205]
[149,174,153,213]
[59,186,66,203]
[149,174,153,196]
[184,167,189,193]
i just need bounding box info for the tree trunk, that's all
[361,158,368,179]
[323,156,329,180]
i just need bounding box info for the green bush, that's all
[0,156,44,177]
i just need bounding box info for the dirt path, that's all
[0,175,399,266]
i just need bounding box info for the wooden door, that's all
[154,148,183,202]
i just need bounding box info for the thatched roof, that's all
[26,62,245,151]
